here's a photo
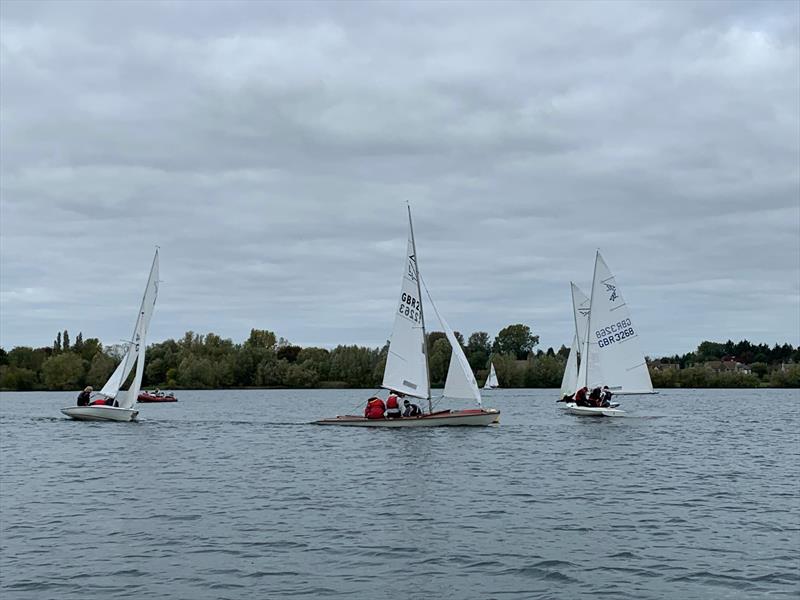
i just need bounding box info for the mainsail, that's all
[99,250,160,407]
[583,251,654,394]
[381,208,430,401]
[483,362,499,390]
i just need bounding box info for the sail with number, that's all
[99,250,160,407]
[381,209,430,401]
[583,251,654,394]
[483,362,499,390]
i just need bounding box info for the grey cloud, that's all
[1,0,798,357]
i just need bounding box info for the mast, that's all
[407,204,432,414]
[584,251,600,388]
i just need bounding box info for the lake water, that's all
[1,388,798,599]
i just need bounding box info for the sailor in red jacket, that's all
[385,392,402,419]
[364,396,386,419]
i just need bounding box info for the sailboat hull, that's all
[564,403,625,417]
[314,409,499,427]
[61,406,139,422]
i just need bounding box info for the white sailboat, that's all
[61,250,159,422]
[482,362,499,390]
[314,207,499,427]
[567,251,654,417]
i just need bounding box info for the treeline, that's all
[0,328,798,391]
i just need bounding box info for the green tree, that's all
[466,332,491,371]
[86,353,117,388]
[62,330,70,352]
[245,329,277,349]
[428,337,453,387]
[493,324,539,360]
[54,332,62,353]
[41,353,86,390]
[0,366,38,390]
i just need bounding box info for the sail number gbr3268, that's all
[399,292,421,323]
[596,318,634,348]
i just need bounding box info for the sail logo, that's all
[578,308,590,317]
[605,282,618,302]
[407,254,418,282]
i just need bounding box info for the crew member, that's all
[364,396,386,419]
[574,386,590,407]
[402,399,422,417]
[385,391,402,419]
[77,386,92,406]
[600,386,613,407]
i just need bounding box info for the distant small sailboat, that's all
[483,362,499,390]
[61,250,159,422]
[314,207,499,427]
[566,251,654,417]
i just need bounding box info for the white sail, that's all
[571,282,591,393]
[423,289,481,406]
[382,210,430,401]
[560,333,579,397]
[97,345,134,399]
[571,283,591,351]
[104,250,159,408]
[584,251,654,394]
[483,362,499,389]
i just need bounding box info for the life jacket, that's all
[89,398,109,406]
[364,398,385,419]
[386,395,400,410]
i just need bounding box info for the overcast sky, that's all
[1,0,798,357]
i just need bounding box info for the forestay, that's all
[584,251,654,394]
[381,213,430,401]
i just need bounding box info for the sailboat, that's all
[566,251,654,417]
[61,250,159,422]
[314,207,499,427]
[483,362,499,390]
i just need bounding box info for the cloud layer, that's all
[1,0,798,356]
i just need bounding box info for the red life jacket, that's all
[89,398,109,406]
[364,398,385,419]
[386,395,400,410]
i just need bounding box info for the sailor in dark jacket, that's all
[77,386,93,406]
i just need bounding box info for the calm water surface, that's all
[1,388,798,599]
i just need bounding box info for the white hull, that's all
[314,409,499,427]
[61,406,139,422]
[564,403,625,417]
